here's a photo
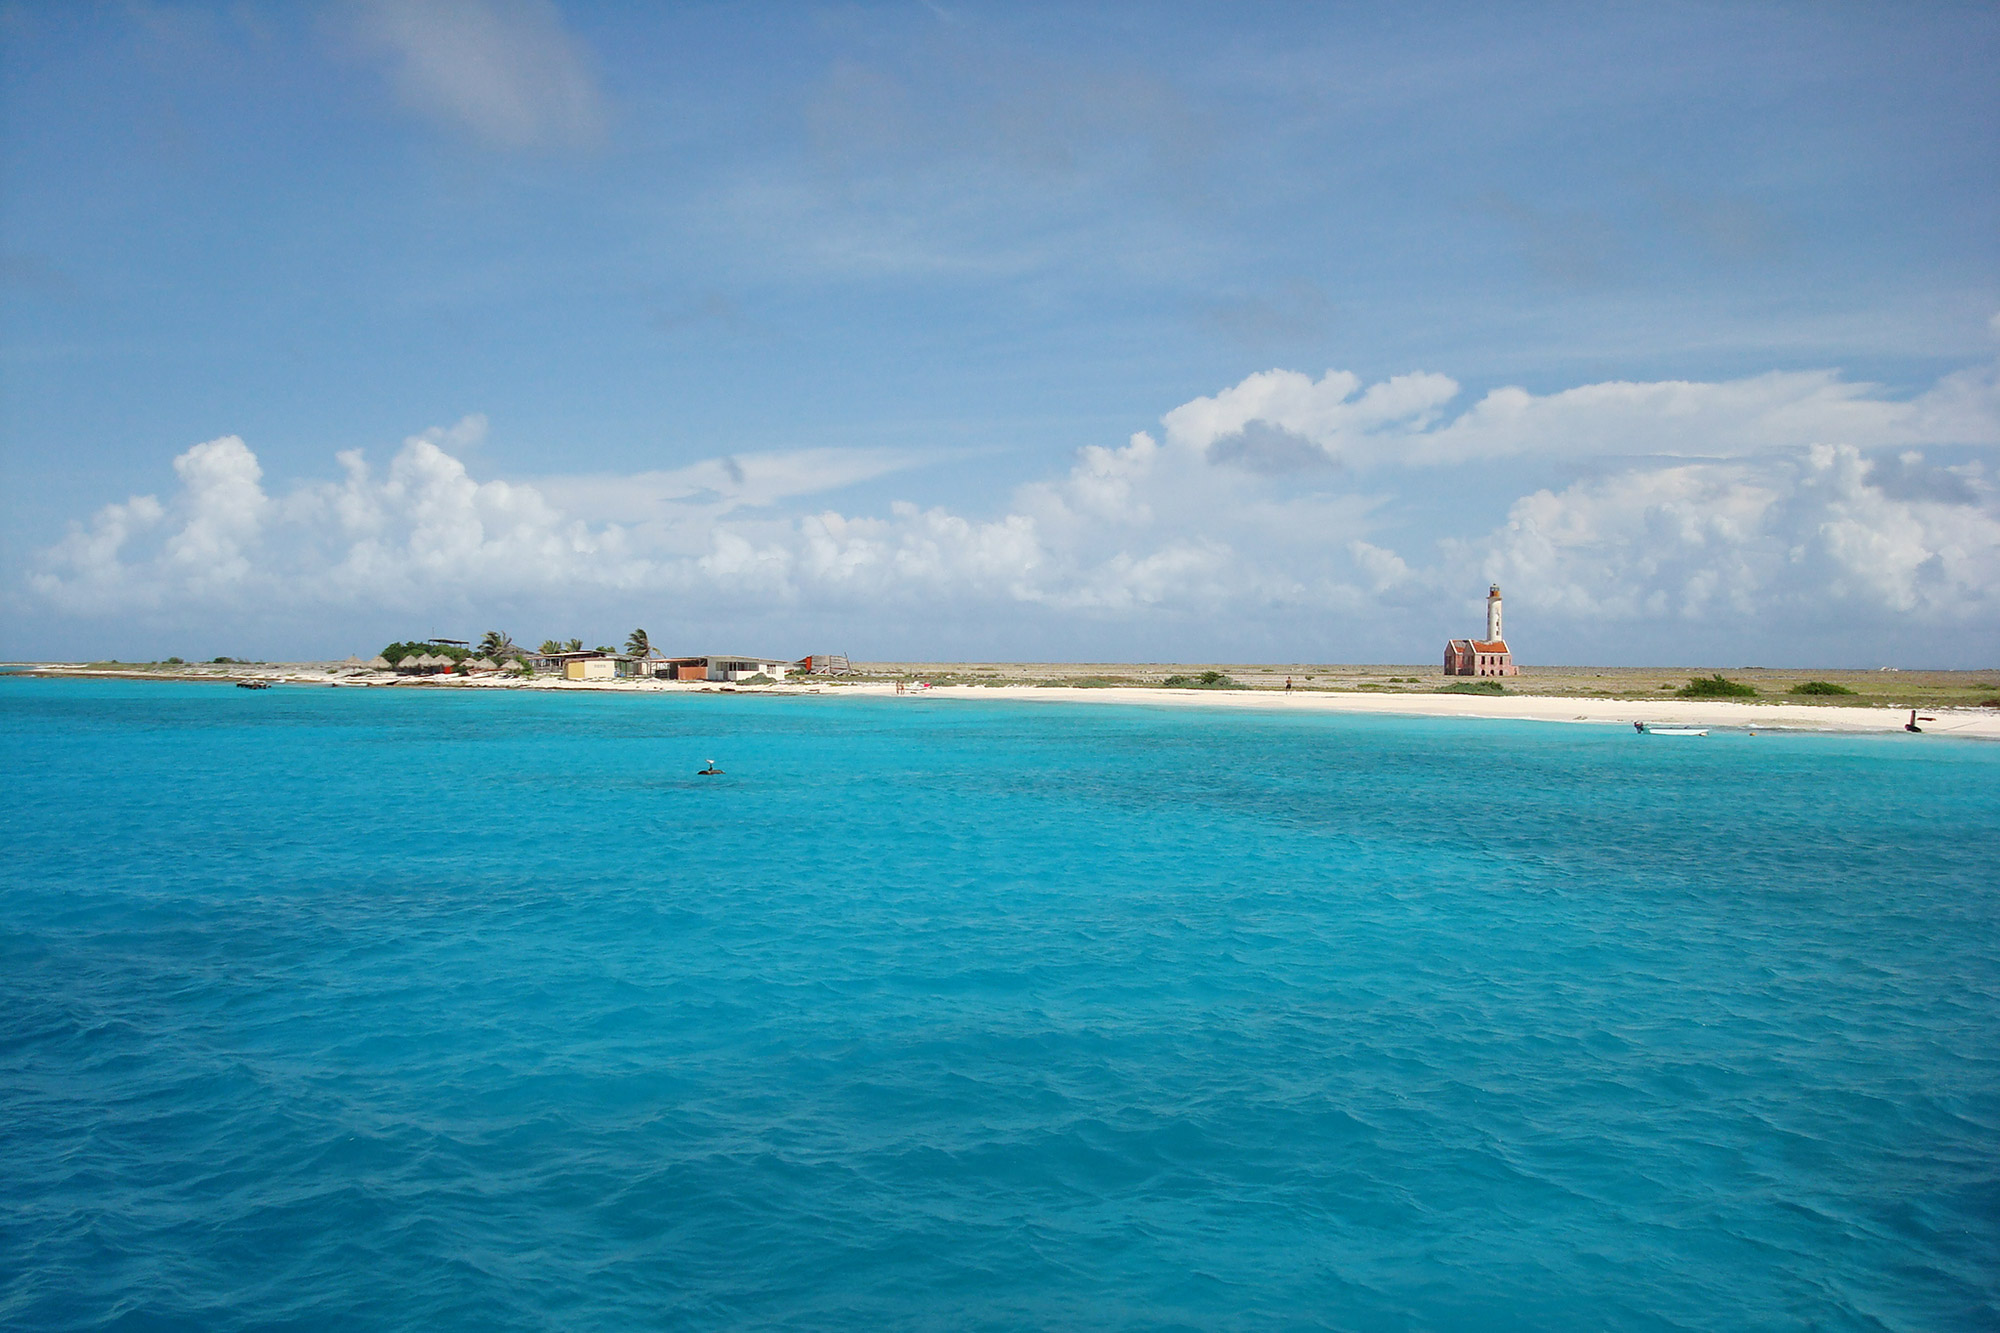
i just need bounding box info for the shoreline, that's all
[15,664,1999,739]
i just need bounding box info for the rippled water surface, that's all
[3,680,1997,1331]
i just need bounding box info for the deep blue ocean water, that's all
[2,679,1996,1332]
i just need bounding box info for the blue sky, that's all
[4,0,1997,665]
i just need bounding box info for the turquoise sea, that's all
[2,679,1996,1331]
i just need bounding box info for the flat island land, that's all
[16,660,2000,739]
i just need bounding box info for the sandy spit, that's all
[22,666,1998,740]
[908,683,2000,739]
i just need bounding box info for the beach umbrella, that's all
[501,659,526,672]
[367,656,392,670]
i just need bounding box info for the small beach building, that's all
[658,657,710,681]
[530,649,608,675]
[564,657,617,681]
[793,654,851,675]
[1444,584,1517,677]
[660,654,790,682]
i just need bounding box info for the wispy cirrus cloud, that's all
[349,0,606,150]
[530,449,928,526]
[1166,361,2000,471]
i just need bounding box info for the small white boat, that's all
[1635,723,1706,736]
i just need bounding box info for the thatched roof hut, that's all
[468,657,496,671]
[367,655,393,670]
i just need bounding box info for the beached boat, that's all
[1634,722,1704,736]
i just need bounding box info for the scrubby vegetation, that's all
[378,641,469,666]
[1790,680,1857,696]
[1161,670,1244,689]
[1678,674,1757,698]
[1441,679,1508,695]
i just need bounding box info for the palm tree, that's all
[564,638,583,653]
[478,630,517,660]
[538,639,561,655]
[625,628,653,680]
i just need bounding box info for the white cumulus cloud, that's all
[22,357,2000,662]
[1472,444,1998,626]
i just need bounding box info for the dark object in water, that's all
[698,760,724,775]
[236,680,271,690]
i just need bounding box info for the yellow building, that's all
[564,658,616,681]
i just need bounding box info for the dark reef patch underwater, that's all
[3,679,1997,1331]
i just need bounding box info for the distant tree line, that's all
[378,641,471,666]
[377,629,657,667]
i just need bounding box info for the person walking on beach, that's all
[1285,676,1293,693]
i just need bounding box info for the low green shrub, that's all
[1441,679,1507,695]
[1161,670,1243,689]
[1678,674,1757,698]
[1790,680,1856,696]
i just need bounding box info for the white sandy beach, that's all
[908,683,2000,739]
[25,664,2000,740]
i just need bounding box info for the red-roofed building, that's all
[1445,585,1517,676]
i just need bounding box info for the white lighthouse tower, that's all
[1444,582,1518,676]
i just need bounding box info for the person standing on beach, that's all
[1285,677,1293,693]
